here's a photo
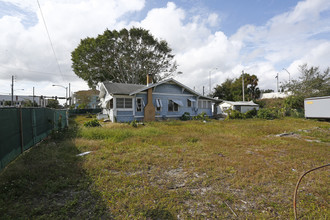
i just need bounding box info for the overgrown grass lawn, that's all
[1,117,329,219]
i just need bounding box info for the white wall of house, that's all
[240,105,259,113]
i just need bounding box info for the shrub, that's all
[193,112,209,121]
[84,119,101,127]
[284,95,304,110]
[226,110,243,119]
[244,109,258,118]
[257,108,278,120]
[180,112,191,121]
[131,120,138,128]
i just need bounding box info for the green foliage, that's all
[71,27,177,88]
[213,74,260,101]
[180,112,191,121]
[282,64,330,98]
[4,100,12,106]
[225,108,258,120]
[47,99,60,109]
[244,108,258,118]
[257,108,279,120]
[284,95,304,110]
[74,90,99,108]
[78,103,88,109]
[83,119,101,127]
[192,112,209,121]
[226,110,244,119]
[22,99,38,107]
[128,120,140,128]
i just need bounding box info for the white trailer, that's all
[304,96,330,119]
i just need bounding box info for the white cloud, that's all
[0,0,145,99]
[1,0,330,99]
[128,2,241,94]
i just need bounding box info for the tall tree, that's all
[213,73,260,101]
[71,27,177,88]
[46,99,60,109]
[282,64,330,98]
[212,78,234,100]
[74,89,99,108]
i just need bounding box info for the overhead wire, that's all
[0,64,74,77]
[36,0,65,81]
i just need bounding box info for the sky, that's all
[1,0,330,102]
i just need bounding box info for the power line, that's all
[36,0,65,81]
[0,64,75,77]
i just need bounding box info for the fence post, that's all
[66,110,69,127]
[19,107,24,153]
[32,108,36,145]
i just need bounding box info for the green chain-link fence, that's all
[0,107,67,171]
[68,108,101,115]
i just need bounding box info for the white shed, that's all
[218,101,259,114]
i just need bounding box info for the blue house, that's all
[99,76,216,122]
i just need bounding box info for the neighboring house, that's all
[98,76,217,122]
[259,92,292,99]
[218,101,259,114]
[0,95,46,107]
[73,90,100,109]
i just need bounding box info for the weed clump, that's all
[225,108,258,120]
[84,119,101,127]
[192,112,209,121]
[257,108,278,120]
[180,112,191,121]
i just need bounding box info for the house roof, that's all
[101,78,220,101]
[129,78,218,101]
[221,101,259,106]
[102,81,145,95]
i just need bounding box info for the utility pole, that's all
[11,75,14,106]
[242,70,245,102]
[68,83,71,106]
[203,86,205,96]
[33,87,35,107]
[275,73,279,92]
[209,71,211,95]
[209,68,218,96]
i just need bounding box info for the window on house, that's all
[198,100,202,108]
[125,98,132,108]
[155,98,162,111]
[187,99,192,107]
[116,98,132,109]
[136,98,142,112]
[198,100,211,109]
[168,100,179,112]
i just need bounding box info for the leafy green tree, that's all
[282,64,330,98]
[47,99,60,109]
[213,73,260,101]
[212,78,234,100]
[23,99,38,107]
[71,27,177,88]
[74,90,99,109]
